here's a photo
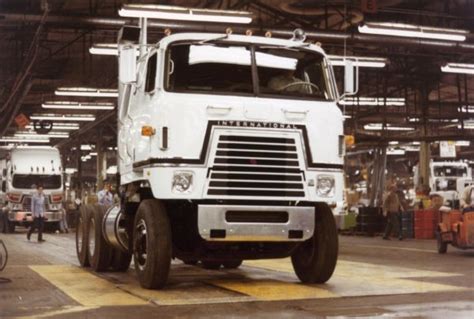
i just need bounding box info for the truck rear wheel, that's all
[291,203,338,284]
[0,212,6,233]
[436,231,448,254]
[110,249,132,272]
[88,205,113,271]
[76,206,90,267]
[133,199,171,289]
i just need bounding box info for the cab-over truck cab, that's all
[76,11,354,290]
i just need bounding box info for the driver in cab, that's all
[268,69,311,94]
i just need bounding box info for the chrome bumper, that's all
[198,205,315,242]
[8,210,65,222]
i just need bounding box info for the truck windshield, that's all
[166,42,334,100]
[12,174,62,189]
[433,166,467,177]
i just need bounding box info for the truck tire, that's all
[76,206,90,267]
[0,212,5,233]
[88,205,113,272]
[110,249,132,272]
[436,231,448,254]
[291,203,338,284]
[202,261,221,270]
[222,260,243,269]
[133,199,171,289]
[5,220,15,233]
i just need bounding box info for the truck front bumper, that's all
[198,205,315,242]
[8,210,65,222]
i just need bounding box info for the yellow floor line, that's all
[30,265,148,307]
[210,279,338,300]
[15,306,98,319]
[350,243,437,253]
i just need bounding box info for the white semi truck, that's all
[430,161,472,206]
[76,5,353,289]
[0,147,65,233]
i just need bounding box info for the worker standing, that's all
[383,185,404,240]
[27,184,46,243]
[460,184,474,213]
[97,182,114,206]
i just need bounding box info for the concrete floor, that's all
[0,229,473,318]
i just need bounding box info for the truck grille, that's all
[22,195,49,212]
[207,134,305,198]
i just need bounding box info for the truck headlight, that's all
[11,203,22,211]
[316,175,335,197]
[172,171,194,193]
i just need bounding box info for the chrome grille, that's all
[22,195,49,211]
[207,134,305,198]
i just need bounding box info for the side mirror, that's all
[119,45,137,84]
[1,181,5,193]
[344,60,358,95]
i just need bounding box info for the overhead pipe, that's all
[1,13,474,52]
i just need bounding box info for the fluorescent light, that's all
[456,141,470,146]
[387,148,406,155]
[55,87,118,98]
[42,101,115,110]
[90,152,98,156]
[441,63,474,75]
[459,121,474,129]
[340,97,405,106]
[30,114,96,122]
[364,123,414,131]
[359,22,468,42]
[15,132,69,139]
[329,55,387,68]
[65,168,78,174]
[90,43,119,56]
[462,105,474,113]
[26,123,80,131]
[119,4,253,24]
[0,137,50,143]
[80,144,94,151]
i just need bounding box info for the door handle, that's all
[282,109,308,119]
[207,105,233,114]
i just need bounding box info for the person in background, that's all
[27,184,46,242]
[383,184,405,241]
[460,184,474,213]
[97,182,114,206]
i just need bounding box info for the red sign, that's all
[361,0,377,13]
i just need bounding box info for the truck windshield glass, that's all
[167,44,253,94]
[166,43,333,100]
[12,174,62,189]
[255,46,331,100]
[433,166,467,177]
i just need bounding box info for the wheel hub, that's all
[135,219,148,271]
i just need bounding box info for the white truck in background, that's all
[76,5,356,290]
[415,161,472,207]
[0,147,65,233]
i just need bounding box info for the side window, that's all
[145,52,157,93]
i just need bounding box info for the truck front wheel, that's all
[76,206,90,267]
[291,203,338,284]
[133,199,171,289]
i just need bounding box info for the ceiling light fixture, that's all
[89,43,119,56]
[441,63,474,75]
[42,101,115,110]
[15,132,69,139]
[55,87,118,98]
[364,123,415,131]
[30,114,96,122]
[340,97,405,106]
[119,4,253,24]
[359,22,468,42]
[0,137,50,143]
[329,55,387,68]
[26,123,80,131]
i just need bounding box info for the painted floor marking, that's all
[29,265,148,307]
[30,258,468,308]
